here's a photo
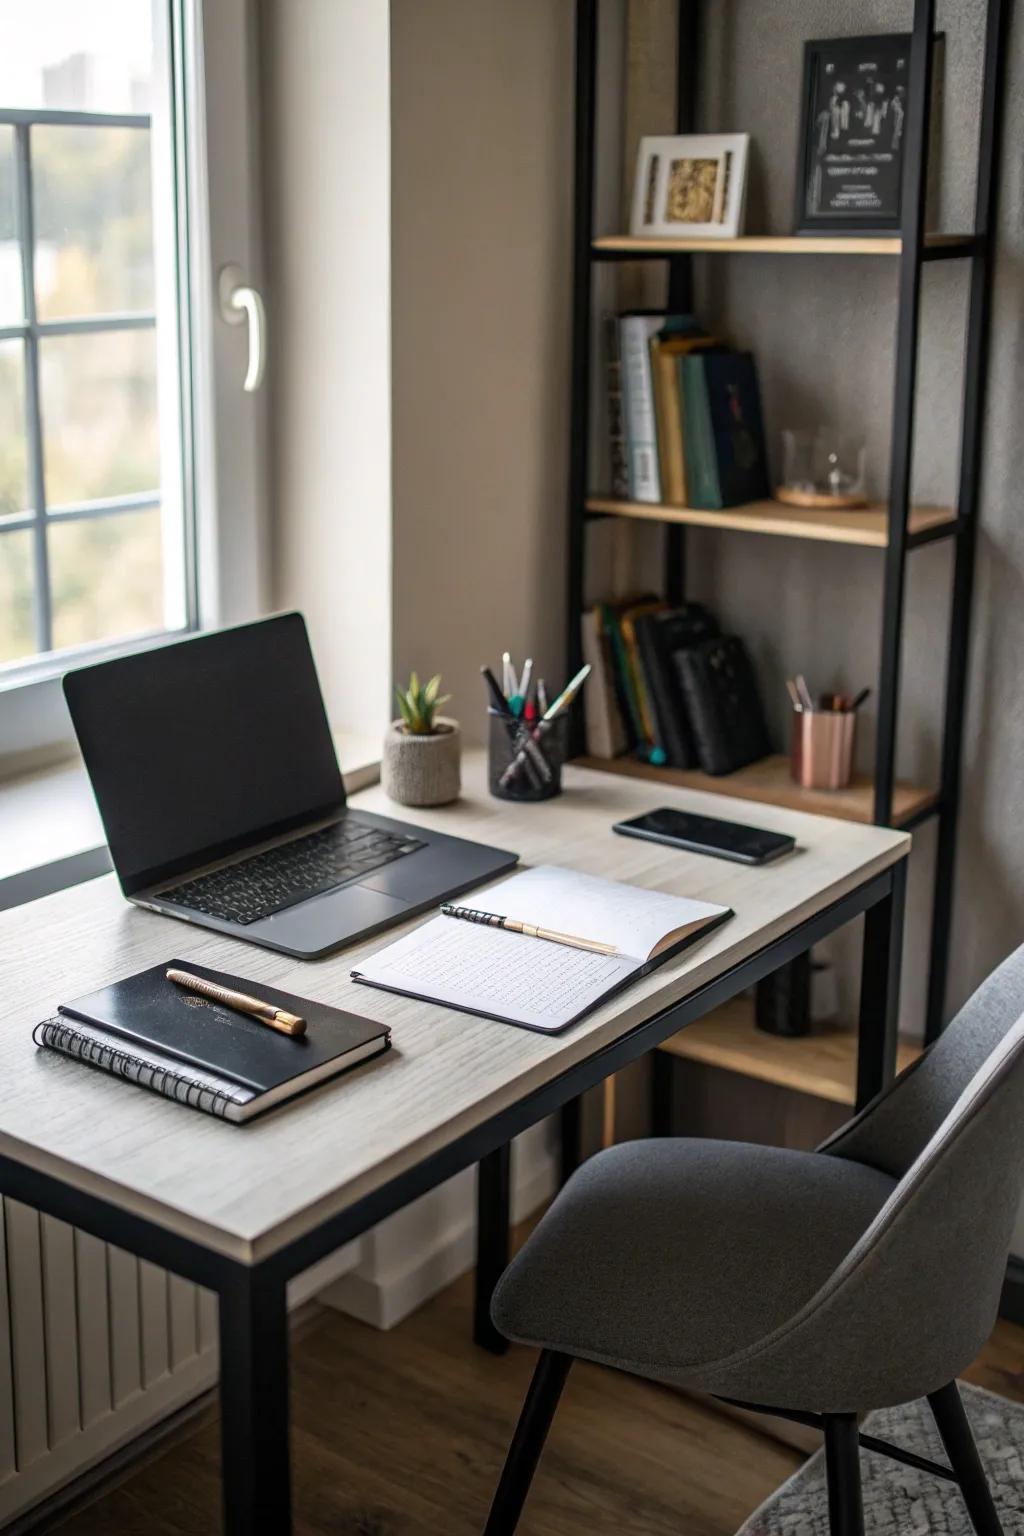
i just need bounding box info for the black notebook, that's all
[33,959,390,1122]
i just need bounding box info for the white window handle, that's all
[218,264,266,392]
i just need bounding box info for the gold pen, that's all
[439,903,618,958]
[166,968,307,1038]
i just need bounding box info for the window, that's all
[0,3,193,677]
[0,0,269,766]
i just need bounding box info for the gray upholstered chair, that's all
[483,943,1024,1536]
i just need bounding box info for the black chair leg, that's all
[928,1380,1004,1536]
[483,1350,572,1536]
[824,1413,865,1536]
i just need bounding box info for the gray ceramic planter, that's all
[381,717,461,807]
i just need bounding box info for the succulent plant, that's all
[395,671,451,735]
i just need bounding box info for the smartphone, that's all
[613,807,796,866]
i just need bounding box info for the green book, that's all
[680,355,722,510]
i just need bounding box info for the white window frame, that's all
[0,0,269,771]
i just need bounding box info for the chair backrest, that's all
[820,939,1024,1178]
[706,1001,1024,1409]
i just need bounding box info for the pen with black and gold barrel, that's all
[439,902,617,958]
[166,968,307,1037]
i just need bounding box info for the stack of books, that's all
[580,598,771,776]
[607,312,769,509]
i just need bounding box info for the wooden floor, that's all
[51,1264,1024,1536]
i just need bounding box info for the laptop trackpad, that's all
[252,883,408,954]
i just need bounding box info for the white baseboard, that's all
[322,1127,557,1331]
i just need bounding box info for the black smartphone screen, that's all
[613,807,795,865]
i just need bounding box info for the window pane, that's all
[0,126,22,325]
[48,508,163,651]
[0,339,28,517]
[40,329,159,507]
[0,529,36,663]
[0,4,152,115]
[33,125,154,320]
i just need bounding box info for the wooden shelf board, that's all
[592,232,974,257]
[656,996,921,1106]
[585,496,956,549]
[575,753,937,830]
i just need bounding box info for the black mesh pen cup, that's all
[488,711,569,801]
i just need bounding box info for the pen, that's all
[541,663,591,721]
[166,968,307,1038]
[440,903,618,957]
[537,679,549,714]
[502,652,513,698]
[481,665,513,715]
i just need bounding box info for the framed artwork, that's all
[795,33,913,232]
[629,134,750,240]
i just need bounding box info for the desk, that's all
[0,753,908,1533]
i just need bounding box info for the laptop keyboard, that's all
[157,818,426,926]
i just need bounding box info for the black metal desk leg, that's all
[856,859,908,1111]
[475,1143,511,1354]
[559,1095,582,1184]
[219,1263,291,1535]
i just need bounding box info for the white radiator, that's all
[0,1198,218,1528]
[0,1194,362,1527]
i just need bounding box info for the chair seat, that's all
[491,1138,896,1391]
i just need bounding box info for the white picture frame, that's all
[629,133,750,240]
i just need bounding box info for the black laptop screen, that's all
[63,614,346,895]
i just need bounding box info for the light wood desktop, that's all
[0,752,909,1532]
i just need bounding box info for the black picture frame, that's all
[794,33,913,235]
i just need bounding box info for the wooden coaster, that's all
[774,485,869,511]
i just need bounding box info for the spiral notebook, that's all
[33,960,391,1122]
[351,865,732,1034]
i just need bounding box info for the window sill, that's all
[0,731,383,912]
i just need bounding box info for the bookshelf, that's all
[585,496,957,550]
[593,232,977,259]
[566,0,1009,1058]
[576,754,937,830]
[656,997,922,1108]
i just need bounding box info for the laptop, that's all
[63,613,518,958]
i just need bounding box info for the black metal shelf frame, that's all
[565,0,1009,1044]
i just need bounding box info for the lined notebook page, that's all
[484,865,725,961]
[352,915,638,1033]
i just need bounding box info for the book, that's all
[580,607,628,759]
[619,599,670,762]
[633,603,720,768]
[703,351,769,506]
[598,599,643,752]
[619,315,664,502]
[351,865,732,1034]
[680,352,724,510]
[599,596,663,760]
[604,314,629,498]
[680,352,769,509]
[650,330,718,505]
[673,635,772,776]
[33,959,391,1122]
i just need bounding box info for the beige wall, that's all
[262,0,392,738]
[389,0,574,742]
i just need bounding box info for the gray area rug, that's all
[738,1383,1024,1533]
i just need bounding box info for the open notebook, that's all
[351,865,732,1033]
